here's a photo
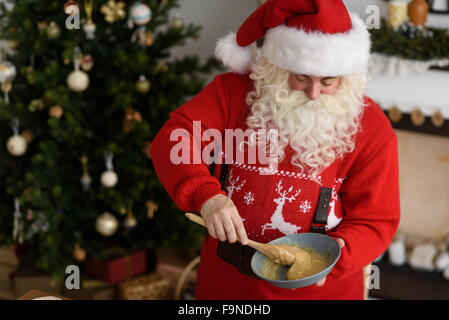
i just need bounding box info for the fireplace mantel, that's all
[368,66,449,137]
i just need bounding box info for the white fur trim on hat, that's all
[215,32,257,74]
[261,13,371,77]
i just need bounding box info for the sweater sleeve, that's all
[327,133,400,279]
[150,75,232,213]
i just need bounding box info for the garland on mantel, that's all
[370,20,449,61]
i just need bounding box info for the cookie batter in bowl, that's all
[261,244,333,280]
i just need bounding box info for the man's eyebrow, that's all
[322,77,337,80]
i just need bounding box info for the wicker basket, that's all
[118,273,170,300]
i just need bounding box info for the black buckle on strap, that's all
[310,224,326,234]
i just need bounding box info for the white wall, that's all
[170,0,257,80]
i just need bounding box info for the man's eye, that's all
[321,79,336,86]
[295,75,307,81]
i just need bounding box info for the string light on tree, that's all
[6,118,28,157]
[100,152,118,188]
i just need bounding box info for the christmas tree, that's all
[0,0,219,279]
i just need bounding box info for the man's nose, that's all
[305,83,321,101]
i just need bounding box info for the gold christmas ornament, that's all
[73,242,86,262]
[123,107,142,132]
[170,13,184,29]
[101,0,127,23]
[83,0,96,40]
[142,141,152,159]
[136,75,150,94]
[21,130,34,144]
[28,99,45,112]
[145,30,155,46]
[155,61,168,73]
[7,40,19,50]
[123,209,137,229]
[388,106,402,123]
[95,212,119,237]
[145,201,158,219]
[46,21,62,39]
[411,109,425,127]
[37,21,48,31]
[26,66,35,84]
[80,154,92,191]
[1,80,12,103]
[49,105,64,118]
[431,110,445,128]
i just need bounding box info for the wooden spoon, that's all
[185,212,296,266]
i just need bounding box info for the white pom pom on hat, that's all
[215,32,257,75]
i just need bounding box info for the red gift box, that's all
[85,250,147,284]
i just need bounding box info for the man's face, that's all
[288,73,342,101]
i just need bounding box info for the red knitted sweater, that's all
[151,72,400,299]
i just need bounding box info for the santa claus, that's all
[151,0,400,299]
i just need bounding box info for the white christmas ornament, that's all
[7,134,27,157]
[435,252,449,272]
[101,170,118,188]
[83,21,97,40]
[67,70,89,92]
[0,60,17,83]
[408,242,438,271]
[67,47,89,92]
[388,240,407,266]
[6,119,27,157]
[444,266,449,280]
[101,152,118,188]
[129,2,152,27]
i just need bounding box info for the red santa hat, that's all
[215,0,371,77]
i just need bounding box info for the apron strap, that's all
[310,160,340,234]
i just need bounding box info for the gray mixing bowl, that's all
[251,233,341,289]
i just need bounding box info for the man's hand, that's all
[200,194,248,245]
[315,237,345,287]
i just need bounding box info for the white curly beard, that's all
[245,58,368,178]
